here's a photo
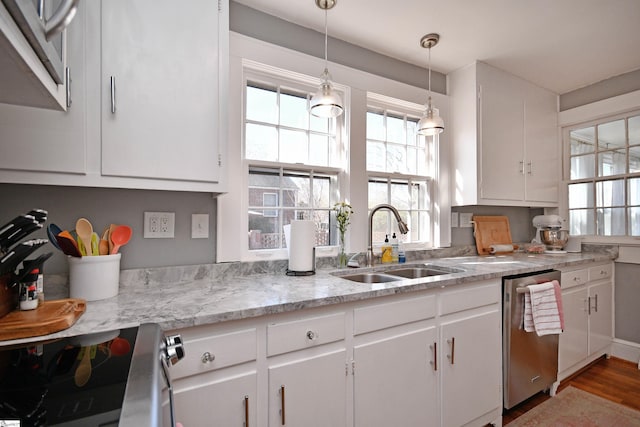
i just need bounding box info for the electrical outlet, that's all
[191,214,209,239]
[144,212,175,238]
[460,213,474,228]
[451,212,459,228]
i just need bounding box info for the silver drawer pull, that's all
[201,351,215,364]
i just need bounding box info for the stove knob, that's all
[164,334,185,366]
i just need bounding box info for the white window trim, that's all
[217,32,451,263]
[559,89,640,245]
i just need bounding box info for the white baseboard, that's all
[611,338,640,368]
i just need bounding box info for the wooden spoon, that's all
[75,218,95,256]
[110,225,132,255]
[74,346,92,387]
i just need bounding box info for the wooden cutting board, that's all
[0,298,86,341]
[472,215,514,255]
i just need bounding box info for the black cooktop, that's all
[0,327,138,426]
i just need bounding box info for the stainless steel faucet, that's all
[366,204,409,267]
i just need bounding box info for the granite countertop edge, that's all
[1,251,615,346]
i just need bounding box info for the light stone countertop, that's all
[1,250,615,346]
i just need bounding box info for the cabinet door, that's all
[101,0,221,183]
[558,287,589,373]
[588,281,613,355]
[440,309,501,427]
[524,83,558,203]
[169,371,257,427]
[0,2,85,175]
[478,65,525,202]
[268,350,347,427]
[353,327,438,427]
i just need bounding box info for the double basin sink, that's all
[335,264,464,284]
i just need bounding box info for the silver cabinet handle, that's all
[519,160,524,174]
[201,351,215,364]
[306,330,317,341]
[110,76,116,114]
[44,0,80,41]
[65,67,71,108]
[244,395,249,427]
[280,385,286,425]
[594,294,598,313]
[587,296,591,315]
[447,337,455,365]
[527,161,532,175]
[430,342,437,371]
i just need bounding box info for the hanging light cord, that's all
[323,8,329,73]
[427,45,432,110]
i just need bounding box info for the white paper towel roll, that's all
[287,220,316,272]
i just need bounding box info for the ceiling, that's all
[233,0,640,95]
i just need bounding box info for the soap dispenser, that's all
[391,232,399,263]
[381,235,393,264]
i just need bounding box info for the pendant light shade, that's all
[418,33,444,136]
[310,0,343,118]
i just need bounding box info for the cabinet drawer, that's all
[171,328,257,379]
[589,263,612,282]
[561,269,589,290]
[267,312,345,357]
[353,294,436,336]
[439,281,500,316]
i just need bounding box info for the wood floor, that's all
[503,356,640,424]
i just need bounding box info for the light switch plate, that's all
[460,213,474,228]
[191,214,209,239]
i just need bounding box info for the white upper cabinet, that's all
[449,61,559,207]
[0,0,72,111]
[0,0,228,193]
[100,0,227,186]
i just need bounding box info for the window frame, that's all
[366,93,437,248]
[564,109,640,238]
[241,65,348,261]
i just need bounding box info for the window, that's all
[244,77,344,253]
[366,98,435,246]
[566,112,640,236]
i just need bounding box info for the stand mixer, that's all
[532,215,569,253]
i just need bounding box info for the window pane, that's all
[630,115,640,145]
[597,208,626,236]
[309,134,329,166]
[407,119,418,146]
[367,111,385,140]
[598,149,626,176]
[390,182,410,210]
[386,115,404,144]
[249,168,280,192]
[598,120,625,150]
[280,129,308,164]
[570,127,595,155]
[629,207,640,236]
[280,91,309,129]
[568,183,594,209]
[246,124,278,161]
[368,180,387,207]
[310,114,330,133]
[311,210,331,246]
[416,148,428,176]
[246,85,278,124]
[313,175,331,208]
[629,178,640,205]
[282,172,310,208]
[419,211,431,242]
[569,209,594,235]
[371,210,390,244]
[596,179,624,207]
[367,140,386,171]
[386,144,406,174]
[630,145,640,173]
[248,211,280,249]
[570,154,595,179]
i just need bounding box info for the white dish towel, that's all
[523,280,564,336]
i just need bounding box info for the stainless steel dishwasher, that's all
[503,269,561,409]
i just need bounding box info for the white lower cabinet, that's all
[558,262,613,380]
[166,279,502,427]
[353,327,438,427]
[268,350,348,426]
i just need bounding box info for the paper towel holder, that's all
[286,247,316,276]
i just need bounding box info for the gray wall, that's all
[451,206,544,247]
[559,68,640,111]
[0,184,216,274]
[229,1,447,95]
[614,262,640,343]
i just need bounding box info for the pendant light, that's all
[310,0,344,118]
[417,33,444,136]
